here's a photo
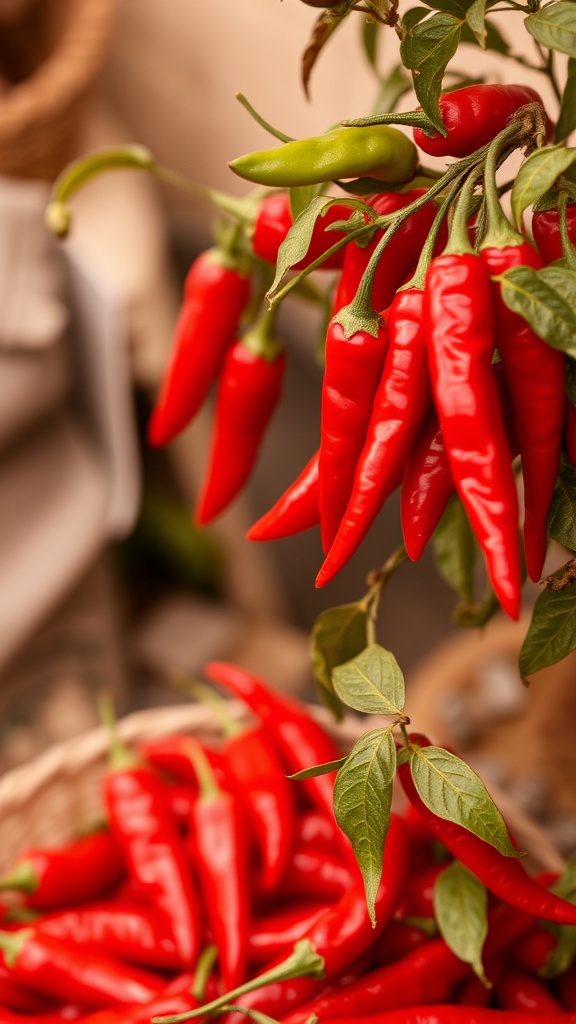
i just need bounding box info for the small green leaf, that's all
[526,1,576,57]
[519,577,576,679]
[403,6,430,29]
[511,147,576,230]
[548,466,576,552]
[302,7,350,99]
[332,643,405,716]
[290,184,325,222]
[362,17,380,72]
[434,861,489,982]
[310,602,368,719]
[556,58,576,143]
[267,196,351,303]
[333,728,396,925]
[400,13,461,133]
[433,496,477,605]
[410,745,520,857]
[460,18,510,53]
[289,757,348,780]
[499,266,576,359]
[465,0,486,46]
[540,264,576,306]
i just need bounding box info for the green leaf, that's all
[402,6,430,29]
[302,7,350,99]
[410,745,521,857]
[433,496,477,605]
[433,861,489,983]
[460,18,510,53]
[362,17,380,72]
[556,58,576,143]
[289,757,348,780]
[465,0,486,45]
[400,13,461,133]
[499,266,576,359]
[519,576,576,679]
[540,264,576,306]
[310,602,368,719]
[332,643,405,716]
[267,196,354,304]
[454,589,500,629]
[290,184,324,222]
[526,1,576,57]
[371,63,413,116]
[333,728,396,925]
[548,466,576,552]
[511,147,576,230]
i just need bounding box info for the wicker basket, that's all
[0,0,114,180]
[0,699,564,882]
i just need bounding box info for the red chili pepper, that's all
[0,929,165,1008]
[458,969,497,1006]
[318,1007,576,1023]
[396,861,447,920]
[294,811,339,852]
[138,735,231,792]
[532,203,576,264]
[102,733,203,968]
[496,966,563,1012]
[167,784,195,829]
[249,903,328,965]
[371,920,431,966]
[202,661,350,860]
[148,248,251,447]
[401,409,454,561]
[332,190,443,314]
[0,960,57,1015]
[413,84,549,158]
[0,831,125,911]
[424,250,521,620]
[187,740,251,991]
[511,922,557,973]
[195,321,286,525]
[398,733,576,926]
[317,287,430,585]
[267,843,353,903]
[557,966,576,1010]
[33,902,179,971]
[251,193,352,270]
[246,450,320,541]
[566,400,576,466]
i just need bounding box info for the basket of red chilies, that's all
[0,660,574,1024]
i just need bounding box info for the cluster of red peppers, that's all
[1,664,576,1023]
[148,81,573,620]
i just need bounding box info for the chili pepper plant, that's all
[44,0,576,1010]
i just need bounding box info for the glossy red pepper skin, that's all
[34,902,178,971]
[481,242,565,581]
[424,252,521,620]
[0,831,125,911]
[332,190,443,314]
[138,736,232,792]
[371,920,430,966]
[195,341,286,524]
[0,930,165,1008]
[319,1008,576,1023]
[268,843,353,902]
[414,84,549,158]
[401,410,453,561]
[246,450,320,541]
[496,966,563,1012]
[318,287,430,584]
[532,203,576,264]
[148,249,251,447]
[396,861,447,920]
[252,193,351,270]
[0,961,57,1015]
[222,721,296,894]
[102,764,202,968]
[319,316,389,553]
[398,734,576,926]
[74,991,201,1024]
[203,661,349,858]
[511,923,557,973]
[248,903,328,965]
[294,811,339,852]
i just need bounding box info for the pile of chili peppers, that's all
[0,662,575,1023]
[147,82,574,622]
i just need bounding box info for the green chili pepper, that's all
[228,126,418,187]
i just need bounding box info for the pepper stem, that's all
[443,164,486,256]
[192,944,219,1002]
[558,192,576,271]
[151,940,325,1024]
[341,111,438,134]
[185,740,221,801]
[0,929,31,968]
[99,693,139,772]
[170,673,241,740]
[0,860,38,894]
[241,308,283,362]
[402,182,464,291]
[480,123,526,250]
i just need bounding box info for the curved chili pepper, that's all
[195,324,286,525]
[102,741,203,968]
[269,843,354,903]
[424,251,521,620]
[396,861,447,920]
[0,929,165,1008]
[532,203,576,264]
[202,661,350,860]
[148,249,251,447]
[511,921,557,973]
[371,920,430,966]
[249,903,328,965]
[187,740,251,991]
[318,312,389,553]
[33,902,179,971]
[229,126,417,187]
[398,734,576,926]
[401,409,453,561]
[496,966,563,1012]
[332,190,443,315]
[72,991,202,1024]
[138,735,232,792]
[480,241,565,582]
[0,960,58,1015]
[251,193,351,270]
[246,450,320,542]
[317,286,430,585]
[294,811,339,852]
[318,1007,576,1023]
[0,831,125,911]
[413,83,549,158]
